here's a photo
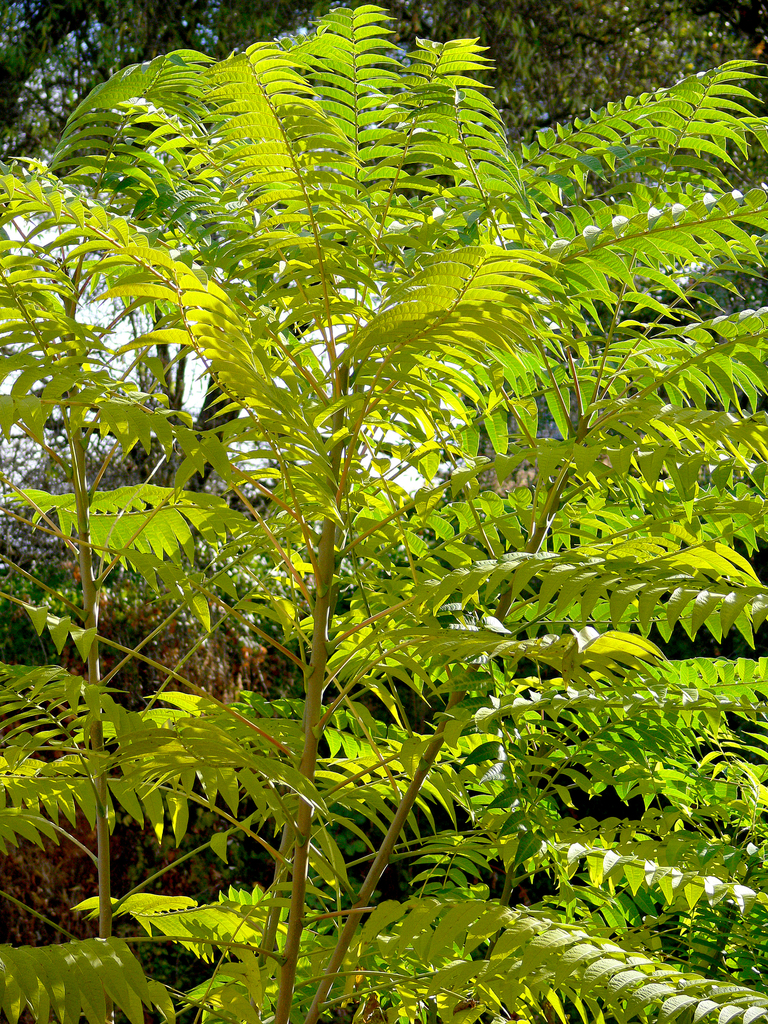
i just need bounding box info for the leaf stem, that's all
[0,888,77,940]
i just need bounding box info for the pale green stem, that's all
[274,386,346,1024]
[274,516,336,1024]
[72,434,112,950]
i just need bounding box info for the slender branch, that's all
[0,470,79,555]
[16,421,70,471]
[0,888,77,940]
[190,907,261,1024]
[305,363,588,1016]
[306,906,374,923]
[325,750,403,797]
[0,583,79,619]
[118,935,284,963]
[95,471,172,584]
[231,483,313,605]
[496,403,591,620]
[114,840,213,908]
[341,695,400,797]
[46,820,99,865]
[96,632,292,755]
[163,787,290,863]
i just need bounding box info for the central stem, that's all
[274,381,346,1024]
[274,519,335,1024]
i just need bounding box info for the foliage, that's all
[3,6,768,1023]
[1,0,765,161]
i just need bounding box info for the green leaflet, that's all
[0,807,60,853]
[413,523,768,643]
[564,843,762,915]
[8,486,242,563]
[0,939,172,1024]
[126,901,271,962]
[73,893,199,919]
[345,898,768,1024]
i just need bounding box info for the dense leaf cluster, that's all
[2,6,768,1023]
